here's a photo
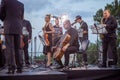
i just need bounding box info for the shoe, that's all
[110,65,117,68]
[11,66,15,74]
[16,69,22,73]
[26,64,31,68]
[6,66,15,74]
[54,60,64,69]
[6,70,11,74]
[46,62,52,66]
[63,66,69,70]
[99,64,106,68]
[55,65,64,69]
[82,62,88,66]
[26,61,30,65]
[46,63,53,67]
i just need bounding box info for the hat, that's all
[75,15,82,21]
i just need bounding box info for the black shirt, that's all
[22,19,32,39]
[53,25,63,36]
[0,0,24,35]
[66,27,79,48]
[79,21,88,40]
[102,16,118,38]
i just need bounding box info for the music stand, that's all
[38,35,47,68]
[91,24,107,65]
[91,24,107,34]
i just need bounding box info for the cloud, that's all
[0,0,114,43]
[20,0,52,12]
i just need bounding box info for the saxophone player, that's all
[100,10,118,68]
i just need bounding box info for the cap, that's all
[75,15,82,21]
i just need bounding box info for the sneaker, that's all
[63,66,69,71]
[99,64,107,68]
[110,65,117,68]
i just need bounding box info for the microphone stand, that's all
[71,22,77,26]
[30,36,33,64]
[34,36,37,59]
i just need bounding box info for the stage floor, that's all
[0,65,120,80]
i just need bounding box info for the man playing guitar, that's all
[54,20,79,69]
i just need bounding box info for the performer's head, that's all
[63,20,71,30]
[103,9,111,19]
[45,14,51,23]
[75,15,82,23]
[55,18,59,26]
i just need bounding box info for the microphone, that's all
[94,23,97,27]
[71,22,77,26]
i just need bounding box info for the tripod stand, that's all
[30,34,48,71]
[38,34,47,68]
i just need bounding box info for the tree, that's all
[87,43,98,64]
[93,0,120,25]
[93,9,103,23]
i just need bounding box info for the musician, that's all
[0,0,24,73]
[75,15,88,65]
[55,20,79,69]
[43,14,55,67]
[0,26,6,68]
[101,10,118,68]
[53,18,63,46]
[22,19,32,66]
[0,35,4,68]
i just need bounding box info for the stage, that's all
[0,66,120,80]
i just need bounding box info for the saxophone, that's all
[99,18,104,39]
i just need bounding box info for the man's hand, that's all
[83,31,88,34]
[101,24,106,27]
[62,43,70,52]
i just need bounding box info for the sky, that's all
[19,0,114,41]
[0,0,115,54]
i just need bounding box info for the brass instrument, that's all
[100,17,105,39]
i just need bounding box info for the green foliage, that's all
[87,43,98,64]
[93,9,103,23]
[93,0,120,25]
[77,43,98,65]
[34,54,45,61]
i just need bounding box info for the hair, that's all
[55,17,59,20]
[104,9,111,14]
[64,20,71,26]
[46,14,51,19]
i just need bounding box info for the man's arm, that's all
[83,22,88,34]
[0,0,6,21]
[27,21,32,40]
